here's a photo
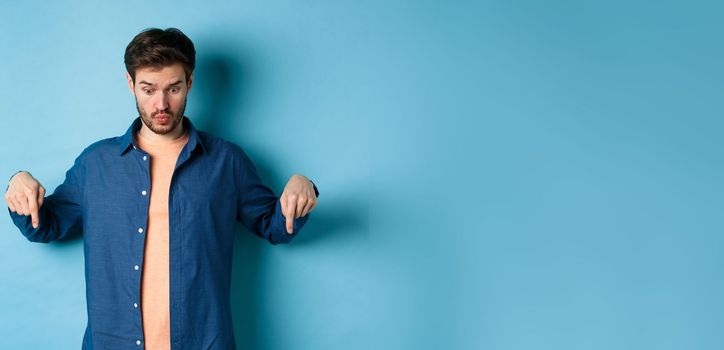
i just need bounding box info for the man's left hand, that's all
[280,174,318,234]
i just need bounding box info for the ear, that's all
[186,72,194,92]
[126,71,135,94]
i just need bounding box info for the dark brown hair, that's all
[124,27,196,83]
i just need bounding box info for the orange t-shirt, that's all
[134,129,189,350]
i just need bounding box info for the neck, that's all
[138,120,186,143]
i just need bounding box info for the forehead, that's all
[135,63,186,85]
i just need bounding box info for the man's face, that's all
[126,63,193,135]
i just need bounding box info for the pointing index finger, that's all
[284,198,296,234]
[27,192,39,229]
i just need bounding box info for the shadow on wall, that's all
[192,50,309,349]
[193,49,267,349]
[194,49,366,348]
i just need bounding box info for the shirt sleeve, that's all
[234,149,316,245]
[7,153,85,243]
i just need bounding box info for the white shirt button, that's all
[138,228,143,233]
[134,302,138,308]
[142,155,147,161]
[134,265,139,271]
[136,340,141,345]
[141,190,147,196]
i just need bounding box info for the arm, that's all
[234,150,319,245]
[5,154,85,243]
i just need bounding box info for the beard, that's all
[136,96,187,135]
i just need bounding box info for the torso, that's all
[134,129,189,350]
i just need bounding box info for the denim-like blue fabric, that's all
[8,116,318,349]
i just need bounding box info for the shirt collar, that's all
[118,116,207,156]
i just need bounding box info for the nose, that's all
[154,91,169,111]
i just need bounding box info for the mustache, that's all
[134,97,187,119]
[153,111,172,117]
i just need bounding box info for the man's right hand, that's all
[5,171,46,228]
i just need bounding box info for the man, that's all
[4,27,319,349]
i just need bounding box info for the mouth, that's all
[155,114,171,123]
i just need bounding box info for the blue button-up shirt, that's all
[8,116,318,349]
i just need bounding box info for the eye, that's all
[170,87,180,94]
[143,89,154,95]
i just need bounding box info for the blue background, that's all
[1,0,723,349]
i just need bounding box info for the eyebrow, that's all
[138,80,184,87]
